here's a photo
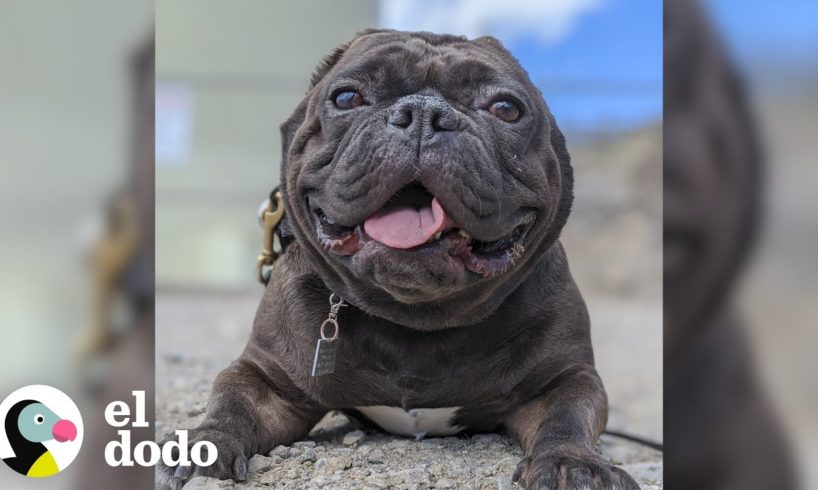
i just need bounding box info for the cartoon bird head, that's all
[3,399,77,477]
[13,400,77,443]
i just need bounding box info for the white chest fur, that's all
[355,406,464,439]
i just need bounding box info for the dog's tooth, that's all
[434,232,442,241]
[458,229,472,241]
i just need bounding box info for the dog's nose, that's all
[388,95,460,137]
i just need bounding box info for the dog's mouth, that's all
[311,183,533,277]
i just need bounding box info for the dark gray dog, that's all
[160,30,638,490]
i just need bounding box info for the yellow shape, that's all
[27,451,59,478]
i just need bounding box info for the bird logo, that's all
[0,385,83,478]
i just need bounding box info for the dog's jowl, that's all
[158,30,639,490]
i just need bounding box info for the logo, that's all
[104,390,216,468]
[0,385,83,478]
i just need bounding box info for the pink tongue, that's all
[364,197,451,249]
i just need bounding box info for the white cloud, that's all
[379,0,606,46]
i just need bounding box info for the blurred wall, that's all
[0,2,153,488]
[156,0,377,289]
[0,0,153,396]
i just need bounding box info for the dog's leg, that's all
[156,358,324,489]
[506,365,639,489]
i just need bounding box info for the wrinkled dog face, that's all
[282,31,570,306]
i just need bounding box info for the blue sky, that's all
[506,0,662,132]
[704,0,818,69]
[379,0,663,133]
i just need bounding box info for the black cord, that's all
[603,429,664,452]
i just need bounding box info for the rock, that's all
[301,448,318,463]
[248,454,274,474]
[309,475,329,488]
[182,476,234,489]
[364,473,390,488]
[349,467,371,479]
[436,477,455,489]
[269,445,290,458]
[622,461,663,486]
[343,429,366,445]
[366,449,385,464]
[598,435,660,465]
[329,455,353,470]
[257,470,281,486]
[314,457,329,470]
[472,433,502,446]
[497,476,514,490]
[386,439,410,449]
[293,440,317,449]
[392,468,427,487]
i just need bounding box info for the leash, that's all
[256,188,293,285]
[603,429,663,452]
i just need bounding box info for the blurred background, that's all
[690,1,818,487]
[155,0,662,478]
[710,0,818,475]
[0,1,154,489]
[664,1,818,488]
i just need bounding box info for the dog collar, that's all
[256,190,347,377]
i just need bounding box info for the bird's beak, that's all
[52,419,77,442]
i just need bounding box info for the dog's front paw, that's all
[155,426,248,490]
[512,444,639,490]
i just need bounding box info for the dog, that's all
[159,30,639,490]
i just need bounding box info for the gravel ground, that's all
[156,293,662,489]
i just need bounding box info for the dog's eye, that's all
[334,90,364,109]
[489,99,521,122]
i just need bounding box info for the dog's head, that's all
[280,30,573,329]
